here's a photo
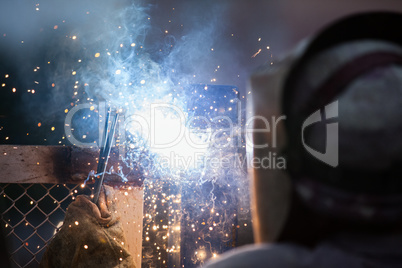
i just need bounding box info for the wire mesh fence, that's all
[0,183,92,268]
[0,182,174,268]
[0,181,244,267]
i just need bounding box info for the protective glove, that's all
[40,185,136,268]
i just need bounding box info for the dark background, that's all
[1,0,401,146]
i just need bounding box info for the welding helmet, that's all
[247,12,402,243]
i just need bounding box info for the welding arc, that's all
[92,108,119,204]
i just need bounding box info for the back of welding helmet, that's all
[247,11,402,246]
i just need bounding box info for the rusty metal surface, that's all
[0,145,94,184]
[0,145,141,185]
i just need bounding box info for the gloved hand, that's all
[40,185,136,268]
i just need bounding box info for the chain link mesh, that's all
[0,183,93,268]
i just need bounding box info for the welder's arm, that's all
[40,185,136,268]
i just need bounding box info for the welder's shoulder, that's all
[202,243,309,268]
